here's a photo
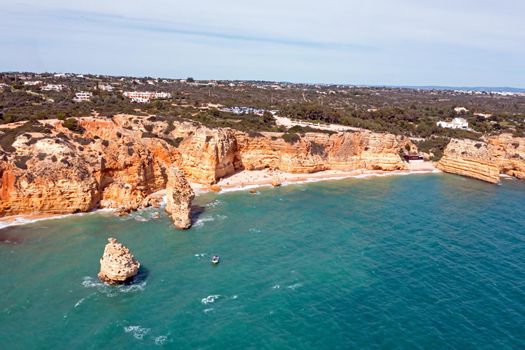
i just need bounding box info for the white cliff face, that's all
[98,237,140,284]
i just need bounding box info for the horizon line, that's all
[2,70,524,92]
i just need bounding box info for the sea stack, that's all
[98,237,140,284]
[165,166,195,229]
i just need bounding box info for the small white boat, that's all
[211,255,220,264]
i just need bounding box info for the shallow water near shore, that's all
[1,174,524,349]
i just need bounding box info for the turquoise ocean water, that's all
[0,173,524,349]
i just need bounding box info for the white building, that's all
[220,106,267,115]
[41,84,64,92]
[73,91,93,102]
[437,117,469,130]
[154,92,171,99]
[123,91,171,101]
[474,113,492,119]
[98,83,114,92]
[131,97,150,103]
[454,107,469,114]
[24,80,42,86]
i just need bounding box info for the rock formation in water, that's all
[98,237,140,284]
[165,166,195,229]
[437,134,525,183]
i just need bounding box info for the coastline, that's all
[0,209,115,231]
[192,161,439,193]
[0,162,439,229]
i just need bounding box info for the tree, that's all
[63,118,84,133]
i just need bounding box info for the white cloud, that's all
[1,0,524,86]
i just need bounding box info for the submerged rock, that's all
[114,207,131,217]
[98,237,140,284]
[165,166,195,229]
[208,184,222,192]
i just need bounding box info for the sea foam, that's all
[124,325,151,340]
[201,295,220,305]
[81,276,146,297]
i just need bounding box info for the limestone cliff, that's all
[98,237,140,284]
[437,134,525,183]
[165,166,195,229]
[0,114,410,216]
[177,129,410,184]
[0,117,179,216]
[487,134,525,180]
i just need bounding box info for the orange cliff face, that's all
[0,116,179,216]
[487,134,525,180]
[437,134,525,183]
[0,114,411,216]
[178,128,411,184]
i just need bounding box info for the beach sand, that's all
[192,161,440,193]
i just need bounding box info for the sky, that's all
[1,0,524,87]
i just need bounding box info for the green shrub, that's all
[63,118,84,133]
[282,133,300,144]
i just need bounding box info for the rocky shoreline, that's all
[0,115,412,218]
[0,114,524,226]
[437,135,525,183]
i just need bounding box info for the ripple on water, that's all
[134,215,149,222]
[154,335,169,345]
[287,282,303,290]
[205,199,224,208]
[124,325,151,340]
[201,295,220,305]
[74,297,85,308]
[193,216,215,228]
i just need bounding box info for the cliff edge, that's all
[437,134,525,183]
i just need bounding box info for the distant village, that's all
[4,72,300,104]
[1,71,524,154]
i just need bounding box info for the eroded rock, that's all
[437,135,525,184]
[98,237,140,284]
[165,167,195,229]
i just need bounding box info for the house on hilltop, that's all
[437,117,469,130]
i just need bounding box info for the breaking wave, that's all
[201,295,220,305]
[193,216,215,228]
[205,199,224,208]
[81,276,147,297]
[124,325,151,340]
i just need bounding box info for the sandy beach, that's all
[192,161,440,193]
